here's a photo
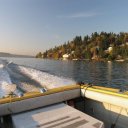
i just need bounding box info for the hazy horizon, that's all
[0,0,128,56]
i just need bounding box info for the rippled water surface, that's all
[0,57,128,97]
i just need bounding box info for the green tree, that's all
[36,52,43,58]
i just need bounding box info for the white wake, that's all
[18,65,76,89]
[0,59,76,98]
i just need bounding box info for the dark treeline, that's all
[36,32,128,60]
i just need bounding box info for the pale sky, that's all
[0,0,128,55]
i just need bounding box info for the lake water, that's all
[1,57,128,90]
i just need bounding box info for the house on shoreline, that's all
[62,54,70,60]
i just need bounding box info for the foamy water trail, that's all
[0,60,22,98]
[0,59,76,98]
[18,65,76,89]
[0,64,21,98]
[0,64,12,97]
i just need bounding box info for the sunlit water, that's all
[0,57,128,98]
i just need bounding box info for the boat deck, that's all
[12,103,104,128]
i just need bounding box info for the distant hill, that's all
[0,52,34,58]
[36,32,128,61]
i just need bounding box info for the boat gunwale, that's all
[81,84,128,99]
[1,84,128,104]
[0,85,80,104]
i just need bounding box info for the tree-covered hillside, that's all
[36,32,128,60]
